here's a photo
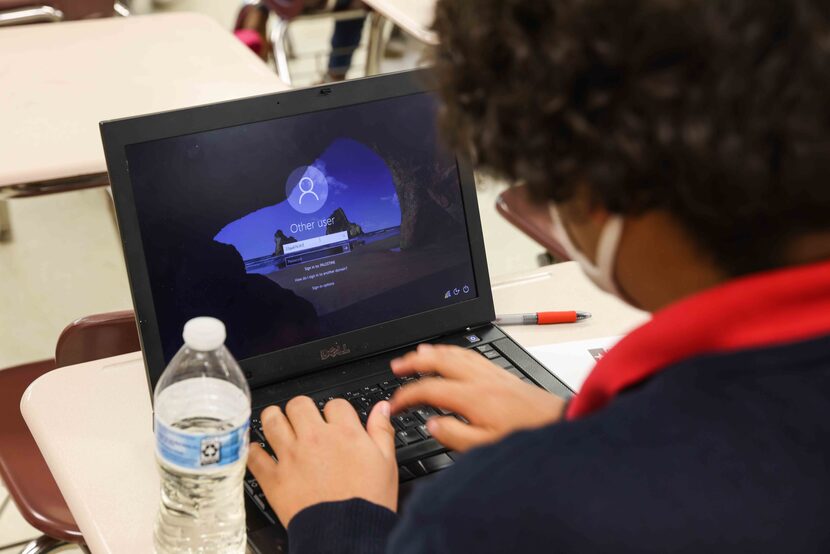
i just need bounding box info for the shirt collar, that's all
[567,258,830,420]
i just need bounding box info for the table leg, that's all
[365,12,388,76]
[271,17,292,86]
[0,199,11,242]
[18,535,72,554]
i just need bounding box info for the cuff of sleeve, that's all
[288,498,398,554]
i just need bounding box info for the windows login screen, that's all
[125,93,477,363]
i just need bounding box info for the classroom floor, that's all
[0,1,543,550]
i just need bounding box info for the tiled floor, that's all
[0,0,543,549]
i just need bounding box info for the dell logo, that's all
[320,343,351,361]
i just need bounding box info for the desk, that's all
[21,262,647,553]
[0,13,286,239]
[362,0,437,45]
[362,0,437,75]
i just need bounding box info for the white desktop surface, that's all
[362,0,438,45]
[21,262,647,553]
[0,13,286,189]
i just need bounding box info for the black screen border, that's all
[101,69,494,394]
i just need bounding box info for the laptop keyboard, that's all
[245,341,533,524]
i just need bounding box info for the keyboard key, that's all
[399,465,417,482]
[379,380,400,391]
[476,344,493,353]
[397,429,423,445]
[406,461,428,477]
[447,451,463,462]
[367,392,386,405]
[422,453,454,473]
[413,406,439,423]
[416,424,431,439]
[392,414,419,430]
[483,350,500,360]
[351,396,372,410]
[437,407,453,416]
[490,357,512,369]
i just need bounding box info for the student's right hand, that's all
[389,344,566,452]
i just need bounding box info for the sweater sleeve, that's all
[287,498,398,554]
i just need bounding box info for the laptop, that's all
[100,69,572,552]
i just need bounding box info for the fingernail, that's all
[427,418,439,433]
[418,343,433,352]
[379,401,391,417]
[390,358,402,369]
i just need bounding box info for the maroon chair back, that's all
[0,0,115,20]
[55,310,140,368]
[496,184,570,261]
[0,310,139,544]
[0,360,80,543]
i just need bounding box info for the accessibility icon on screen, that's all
[286,165,329,214]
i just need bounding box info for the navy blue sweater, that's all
[288,333,830,553]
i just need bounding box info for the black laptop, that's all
[100,69,571,552]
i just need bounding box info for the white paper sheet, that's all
[529,336,623,392]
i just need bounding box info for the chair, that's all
[496,184,570,262]
[0,0,128,26]
[0,311,139,553]
[234,0,371,85]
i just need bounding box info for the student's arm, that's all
[287,498,397,554]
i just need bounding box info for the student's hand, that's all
[390,344,566,452]
[247,397,398,527]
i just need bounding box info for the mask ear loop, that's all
[548,204,582,257]
[550,203,628,300]
[594,215,631,301]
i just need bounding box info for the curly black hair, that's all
[433,0,830,275]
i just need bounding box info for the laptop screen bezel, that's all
[101,69,495,394]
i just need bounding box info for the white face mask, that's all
[549,203,625,298]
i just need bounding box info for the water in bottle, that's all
[153,317,251,553]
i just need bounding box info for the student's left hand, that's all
[247,397,398,527]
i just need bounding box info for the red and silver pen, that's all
[495,311,592,325]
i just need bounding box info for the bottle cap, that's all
[183,317,226,351]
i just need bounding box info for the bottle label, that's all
[155,419,250,470]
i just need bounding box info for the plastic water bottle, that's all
[153,317,251,553]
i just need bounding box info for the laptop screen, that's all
[124,92,478,364]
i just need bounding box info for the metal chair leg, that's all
[365,12,389,76]
[0,5,63,27]
[0,199,11,242]
[19,536,76,554]
[271,17,292,86]
[113,2,131,17]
